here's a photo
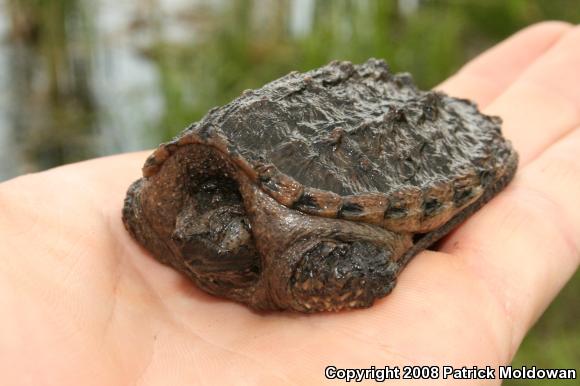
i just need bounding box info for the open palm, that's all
[1,22,578,385]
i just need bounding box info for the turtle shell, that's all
[143,59,516,234]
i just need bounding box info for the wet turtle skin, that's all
[122,59,518,312]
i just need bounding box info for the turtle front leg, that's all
[237,178,412,312]
[287,239,400,312]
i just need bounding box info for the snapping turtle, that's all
[122,59,517,312]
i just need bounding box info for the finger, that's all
[484,24,580,165]
[441,127,580,356]
[438,21,572,107]
[8,151,152,205]
[59,151,150,196]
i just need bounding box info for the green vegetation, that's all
[146,0,580,139]
[5,0,96,169]
[507,270,580,385]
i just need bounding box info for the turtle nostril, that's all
[215,216,253,252]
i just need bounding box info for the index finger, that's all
[438,21,572,108]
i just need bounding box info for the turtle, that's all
[122,59,518,313]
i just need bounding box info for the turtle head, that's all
[122,143,262,306]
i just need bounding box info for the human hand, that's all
[1,22,578,385]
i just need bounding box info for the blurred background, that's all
[0,0,577,380]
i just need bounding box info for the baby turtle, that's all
[123,59,518,312]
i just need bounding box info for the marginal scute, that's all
[294,188,342,218]
[176,135,192,146]
[383,187,424,232]
[259,172,304,207]
[338,194,389,224]
[452,170,481,207]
